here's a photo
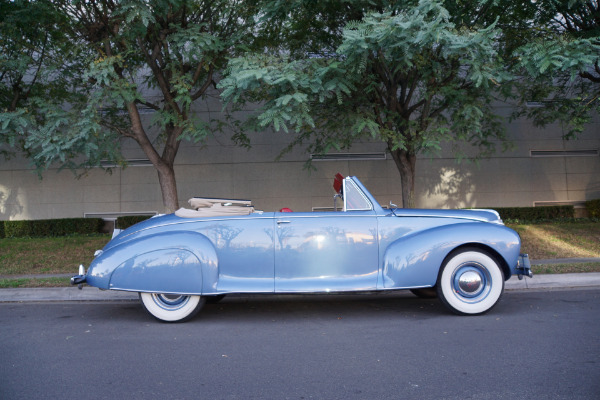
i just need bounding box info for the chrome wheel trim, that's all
[451,263,491,302]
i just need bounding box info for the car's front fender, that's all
[382,222,521,289]
[86,231,218,295]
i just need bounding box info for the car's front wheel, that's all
[437,248,505,315]
[139,293,205,322]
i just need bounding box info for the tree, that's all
[1,0,257,213]
[220,0,511,208]
[512,0,600,137]
[0,0,78,159]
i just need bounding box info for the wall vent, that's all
[530,149,599,157]
[533,201,587,208]
[525,101,546,108]
[100,159,153,168]
[84,211,158,220]
[311,152,387,161]
[526,100,561,108]
[99,106,156,116]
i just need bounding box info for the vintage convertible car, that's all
[72,175,532,322]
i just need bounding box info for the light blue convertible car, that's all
[72,175,532,322]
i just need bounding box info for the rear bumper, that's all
[515,254,533,279]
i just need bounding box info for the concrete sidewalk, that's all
[1,273,599,302]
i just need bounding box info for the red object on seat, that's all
[279,207,293,212]
[333,173,344,194]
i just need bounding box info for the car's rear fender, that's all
[86,231,218,295]
[381,222,521,289]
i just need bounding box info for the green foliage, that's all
[223,1,509,149]
[492,206,575,222]
[3,218,104,238]
[221,0,513,207]
[0,0,80,158]
[510,0,600,138]
[1,0,259,212]
[3,220,29,238]
[587,199,600,219]
[116,215,153,230]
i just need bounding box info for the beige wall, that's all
[0,102,598,220]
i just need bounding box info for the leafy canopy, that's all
[221,0,510,160]
[511,0,600,137]
[1,0,256,172]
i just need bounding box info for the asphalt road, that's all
[1,289,599,400]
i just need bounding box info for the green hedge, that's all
[490,205,575,221]
[2,218,104,238]
[116,215,153,230]
[587,199,600,218]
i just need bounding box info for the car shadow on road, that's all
[194,291,451,323]
[91,290,528,323]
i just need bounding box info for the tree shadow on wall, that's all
[418,166,479,209]
[0,188,23,220]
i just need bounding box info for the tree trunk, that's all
[388,145,417,208]
[127,102,181,214]
[156,162,179,214]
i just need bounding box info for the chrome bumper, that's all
[516,254,533,280]
[70,264,87,288]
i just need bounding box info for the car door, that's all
[274,211,378,292]
[196,215,276,293]
[274,179,379,292]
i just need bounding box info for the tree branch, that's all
[137,37,181,114]
[126,102,163,166]
[191,64,214,100]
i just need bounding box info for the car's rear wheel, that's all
[139,292,205,322]
[437,248,504,315]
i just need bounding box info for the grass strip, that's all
[508,222,600,260]
[0,234,110,275]
[0,277,71,288]
[531,262,600,275]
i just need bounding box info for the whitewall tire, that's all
[437,248,505,315]
[139,293,205,322]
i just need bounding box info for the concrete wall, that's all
[0,98,598,220]
[416,115,600,209]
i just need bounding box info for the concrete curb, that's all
[1,273,600,302]
[0,287,138,302]
[530,258,600,265]
[505,272,600,290]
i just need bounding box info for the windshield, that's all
[344,179,372,211]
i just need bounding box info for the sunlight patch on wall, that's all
[419,168,475,209]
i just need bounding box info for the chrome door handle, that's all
[277,220,291,224]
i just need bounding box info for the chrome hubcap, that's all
[152,293,190,311]
[458,270,483,294]
[452,263,491,302]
